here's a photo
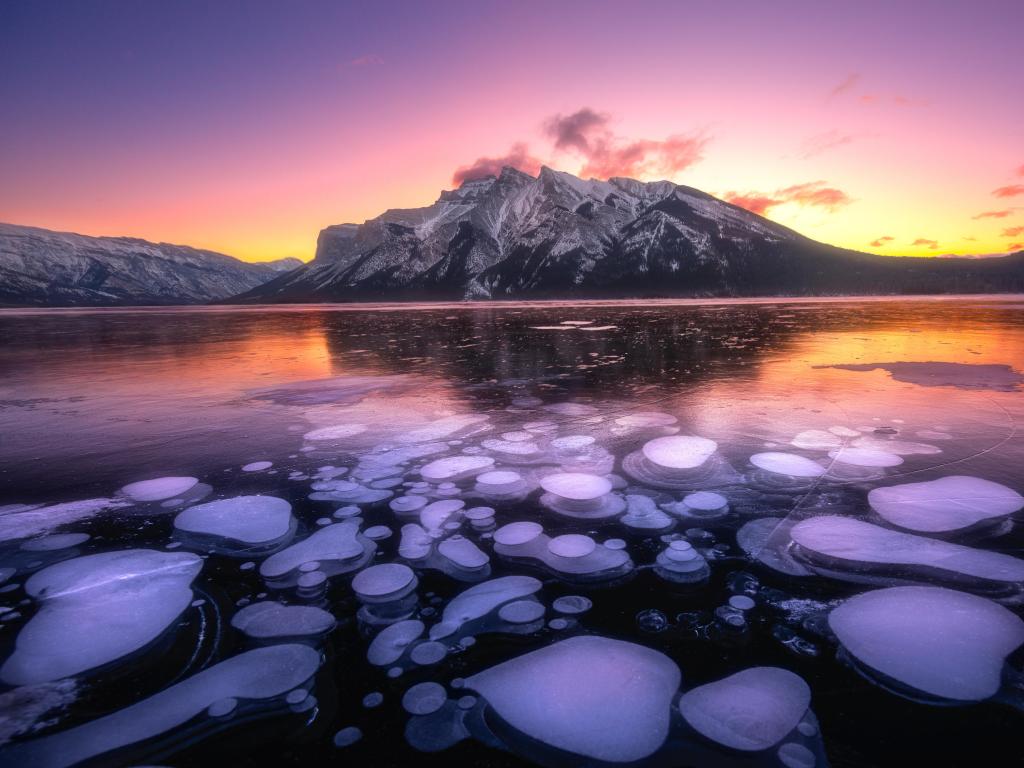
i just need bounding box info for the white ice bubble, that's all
[868,475,1024,533]
[420,455,494,482]
[437,536,489,570]
[430,575,542,640]
[121,476,198,502]
[678,667,811,751]
[409,640,447,666]
[614,412,678,428]
[402,681,447,715]
[540,472,611,501]
[791,430,842,451]
[352,563,417,603]
[260,521,371,584]
[827,447,903,468]
[465,636,680,763]
[550,435,596,451]
[552,595,592,615]
[304,424,368,441]
[174,495,295,548]
[241,461,273,472]
[1,549,202,686]
[750,452,826,478]
[367,620,424,666]
[20,533,90,552]
[498,600,545,624]
[230,601,335,639]
[642,436,717,470]
[5,644,320,768]
[547,534,597,559]
[829,586,1024,701]
[493,522,544,546]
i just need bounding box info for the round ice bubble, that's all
[121,476,198,502]
[547,534,597,559]
[498,600,545,624]
[351,563,416,602]
[420,455,494,482]
[642,436,717,470]
[827,447,903,468]
[305,424,368,441]
[540,472,611,501]
[493,521,544,546]
[750,452,826,478]
[402,682,447,715]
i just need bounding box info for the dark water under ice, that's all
[1,296,1023,768]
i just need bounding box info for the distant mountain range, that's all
[0,223,299,306]
[3,168,1024,306]
[234,167,1024,302]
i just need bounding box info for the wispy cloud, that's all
[972,209,1014,219]
[1002,225,1024,238]
[724,181,852,216]
[829,73,860,97]
[870,235,894,247]
[347,54,383,68]
[828,73,919,106]
[912,238,939,249]
[799,130,858,159]
[993,184,1024,198]
[1009,243,1023,251]
[544,108,708,179]
[451,143,543,185]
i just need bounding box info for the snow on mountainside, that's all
[0,223,301,306]
[235,166,1024,302]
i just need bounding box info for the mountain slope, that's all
[0,223,301,306]
[234,166,1024,302]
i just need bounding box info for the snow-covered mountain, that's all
[233,166,1024,301]
[0,223,301,306]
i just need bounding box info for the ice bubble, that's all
[402,681,447,715]
[465,636,680,762]
[230,601,335,640]
[207,697,237,717]
[539,472,624,519]
[827,447,903,468]
[778,742,816,768]
[363,691,384,708]
[474,470,527,496]
[642,436,717,470]
[1,550,202,686]
[552,595,592,615]
[333,726,363,747]
[121,476,199,502]
[663,491,730,522]
[391,495,429,515]
[410,640,448,666]
[437,536,489,570]
[614,412,678,428]
[421,499,465,534]
[174,495,295,550]
[420,455,494,482]
[790,516,1024,594]
[852,434,942,455]
[829,586,1024,701]
[465,506,497,521]
[398,524,434,560]
[481,438,542,457]
[604,538,627,550]
[493,521,544,546]
[829,426,861,437]
[736,517,813,577]
[791,430,842,451]
[498,600,545,624]
[352,563,417,604]
[430,575,542,640]
[678,667,811,750]
[749,452,826,478]
[365,525,393,540]
[400,414,490,443]
[547,534,597,558]
[655,539,710,584]
[260,521,373,586]
[367,619,424,666]
[241,461,273,472]
[621,494,675,532]
[0,498,131,544]
[501,431,535,442]
[304,424,368,441]
[544,402,598,416]
[868,475,1024,534]
[5,644,320,768]
[729,595,756,611]
[20,533,90,552]
[550,435,596,451]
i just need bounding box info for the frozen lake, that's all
[1,296,1023,767]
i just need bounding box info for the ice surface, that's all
[1,549,202,685]
[868,475,1024,533]
[678,667,811,750]
[642,436,717,470]
[121,476,198,502]
[465,636,680,762]
[829,586,1024,700]
[791,515,1024,588]
[750,452,826,478]
[824,361,1024,391]
[176,495,293,549]
[231,601,335,639]
[6,644,320,768]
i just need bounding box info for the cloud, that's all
[1017,164,1024,177]
[993,184,1024,198]
[1002,226,1024,238]
[912,238,939,249]
[724,181,852,216]
[1009,243,1023,251]
[972,209,1014,219]
[543,108,708,179]
[451,143,543,185]
[870,236,895,247]
[829,73,860,97]
[799,130,857,158]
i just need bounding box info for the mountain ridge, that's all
[233,166,1024,303]
[0,222,300,306]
